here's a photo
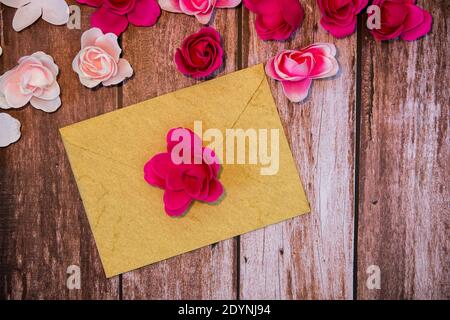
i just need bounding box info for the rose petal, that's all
[30,51,59,76]
[265,58,283,81]
[401,8,432,41]
[0,93,9,109]
[144,160,166,188]
[165,167,187,191]
[91,5,129,36]
[76,0,104,7]
[216,0,241,8]
[195,11,214,25]
[2,0,29,8]
[79,76,102,88]
[281,78,312,103]
[148,153,173,179]
[81,27,104,48]
[41,0,70,26]
[101,59,133,86]
[4,82,32,109]
[309,55,339,79]
[183,175,203,198]
[30,96,61,113]
[158,0,182,13]
[128,0,161,27]
[12,1,42,32]
[320,18,357,38]
[37,81,61,100]
[94,33,121,61]
[301,42,337,57]
[163,189,193,216]
[0,113,21,148]
[205,178,224,202]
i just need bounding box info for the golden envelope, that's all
[60,64,310,277]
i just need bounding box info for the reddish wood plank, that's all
[239,1,356,299]
[120,10,239,299]
[0,2,119,299]
[357,1,449,299]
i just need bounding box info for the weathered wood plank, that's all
[239,0,356,299]
[0,2,119,299]
[120,9,239,299]
[357,1,449,299]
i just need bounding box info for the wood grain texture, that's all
[1,0,448,300]
[0,2,119,299]
[239,1,355,299]
[120,10,239,299]
[357,1,450,299]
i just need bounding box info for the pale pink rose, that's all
[159,0,241,24]
[0,51,61,112]
[265,43,339,103]
[72,28,133,88]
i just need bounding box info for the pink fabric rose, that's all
[144,128,224,216]
[159,0,241,24]
[0,51,61,112]
[72,28,133,88]
[369,0,432,41]
[243,0,304,41]
[77,0,161,35]
[317,0,368,38]
[265,43,339,103]
[175,27,223,79]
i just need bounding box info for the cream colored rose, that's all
[0,51,61,112]
[72,28,133,88]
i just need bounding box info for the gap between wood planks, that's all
[108,4,364,300]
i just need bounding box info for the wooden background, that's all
[0,1,448,299]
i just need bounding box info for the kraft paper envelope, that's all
[60,64,310,277]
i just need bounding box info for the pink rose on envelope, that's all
[317,0,368,38]
[144,128,224,216]
[369,0,432,41]
[244,0,304,41]
[77,0,161,35]
[159,0,241,24]
[265,43,339,103]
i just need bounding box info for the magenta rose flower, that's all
[175,27,223,79]
[317,0,368,38]
[243,0,304,41]
[144,128,224,216]
[369,0,432,41]
[77,0,161,36]
[265,43,339,103]
[159,0,241,24]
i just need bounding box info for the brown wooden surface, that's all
[239,1,355,299]
[119,8,239,300]
[0,2,119,299]
[0,1,448,300]
[357,1,449,299]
